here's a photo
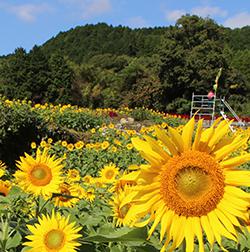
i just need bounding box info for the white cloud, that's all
[191,6,228,18]
[1,3,51,22]
[126,16,147,28]
[9,4,50,22]
[165,9,186,22]
[224,12,250,28]
[82,0,111,19]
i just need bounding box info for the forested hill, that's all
[42,23,168,63]
[42,22,250,64]
[0,15,250,115]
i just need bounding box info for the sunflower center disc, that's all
[119,204,131,218]
[59,186,71,202]
[106,170,114,179]
[160,150,225,217]
[30,164,52,186]
[44,229,65,249]
[176,168,211,199]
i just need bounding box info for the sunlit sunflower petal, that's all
[148,204,166,238]
[182,116,195,150]
[208,211,237,242]
[131,138,163,161]
[220,154,250,169]
[155,127,179,155]
[214,209,237,238]
[214,136,248,161]
[191,217,204,252]
[225,170,250,186]
[192,119,203,151]
[225,186,250,199]
[143,135,170,160]
[208,120,230,149]
[167,126,184,153]
[184,218,194,252]
[200,215,214,246]
[160,210,174,242]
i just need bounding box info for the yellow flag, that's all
[213,68,222,91]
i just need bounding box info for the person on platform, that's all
[207,90,215,100]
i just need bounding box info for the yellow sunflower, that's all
[101,141,110,150]
[85,188,95,202]
[124,117,250,252]
[24,211,82,252]
[111,171,139,193]
[53,182,79,208]
[74,141,84,149]
[67,144,74,151]
[66,169,80,182]
[0,180,11,196]
[83,175,93,184]
[111,187,136,227]
[30,142,37,149]
[14,149,63,197]
[99,163,119,183]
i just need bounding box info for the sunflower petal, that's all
[182,116,195,150]
[167,126,184,153]
[192,119,203,151]
[155,127,179,155]
[220,154,250,169]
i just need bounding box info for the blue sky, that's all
[0,0,250,56]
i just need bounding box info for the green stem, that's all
[39,197,51,214]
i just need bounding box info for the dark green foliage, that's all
[0,46,76,105]
[226,26,250,51]
[47,53,75,104]
[0,16,250,114]
[0,98,108,168]
[42,23,166,63]
[0,48,31,99]
[0,100,38,170]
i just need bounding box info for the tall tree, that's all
[27,45,50,103]
[47,53,74,104]
[159,15,230,112]
[0,48,31,99]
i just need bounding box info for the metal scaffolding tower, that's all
[190,93,216,122]
[190,93,246,131]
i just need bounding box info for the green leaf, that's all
[83,227,147,243]
[21,246,31,252]
[6,232,22,249]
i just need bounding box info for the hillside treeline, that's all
[0,15,249,114]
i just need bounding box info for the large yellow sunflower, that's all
[14,149,63,197]
[24,211,82,252]
[124,117,250,252]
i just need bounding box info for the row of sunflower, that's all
[0,102,250,251]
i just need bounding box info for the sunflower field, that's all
[0,97,250,252]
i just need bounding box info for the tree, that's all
[27,45,50,103]
[0,48,31,99]
[47,53,75,104]
[159,15,230,112]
